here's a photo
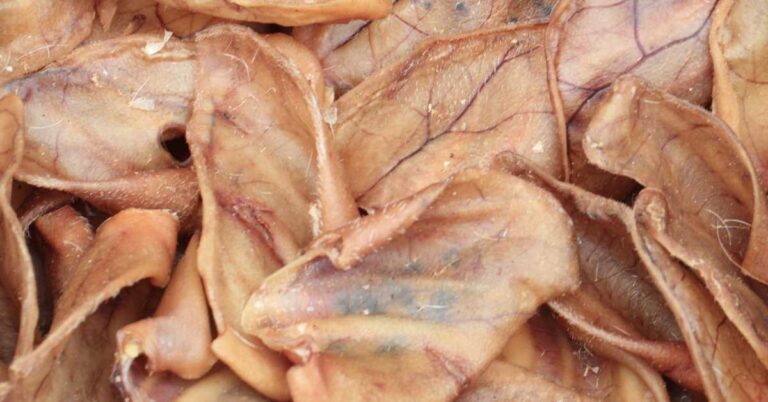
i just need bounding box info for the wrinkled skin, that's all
[116,233,216,387]
[88,0,221,42]
[115,365,274,402]
[0,0,95,84]
[17,189,73,230]
[0,95,38,365]
[0,94,34,401]
[294,0,556,92]
[493,154,698,390]
[8,209,178,401]
[19,207,151,402]
[711,0,768,189]
[265,33,331,107]
[458,312,667,402]
[188,25,355,399]
[546,0,715,196]
[242,168,580,402]
[34,206,93,303]
[630,192,768,402]
[494,154,680,342]
[583,77,768,367]
[550,286,700,391]
[5,35,199,221]
[156,0,391,25]
[34,284,154,402]
[334,23,565,207]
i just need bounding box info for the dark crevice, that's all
[160,127,191,166]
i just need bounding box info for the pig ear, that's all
[333,22,565,209]
[0,94,37,362]
[550,285,700,392]
[293,0,557,93]
[242,167,580,402]
[310,180,447,270]
[10,208,179,401]
[149,0,390,25]
[711,0,768,188]
[0,0,94,84]
[583,77,768,369]
[459,311,668,402]
[7,36,199,221]
[630,190,768,402]
[189,25,357,398]
[115,233,216,388]
[546,0,715,198]
[491,153,694,390]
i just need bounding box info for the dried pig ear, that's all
[115,233,216,390]
[5,35,199,222]
[119,365,274,402]
[33,206,93,303]
[242,168,579,402]
[630,192,768,402]
[458,312,667,402]
[189,24,354,399]
[293,0,557,93]
[9,209,178,401]
[88,0,222,43]
[334,23,565,208]
[711,0,768,188]
[155,0,391,26]
[17,189,74,231]
[583,77,768,368]
[491,154,697,390]
[492,153,681,342]
[0,0,95,84]
[0,94,38,366]
[29,284,155,402]
[265,33,330,107]
[546,0,715,197]
[550,285,700,392]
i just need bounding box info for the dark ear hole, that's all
[358,207,369,217]
[160,127,191,166]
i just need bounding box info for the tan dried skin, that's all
[115,233,216,388]
[492,154,697,391]
[242,168,580,402]
[630,192,768,402]
[34,206,94,302]
[9,209,178,401]
[31,285,154,402]
[711,0,768,188]
[0,94,38,367]
[88,0,222,42]
[335,23,565,208]
[493,154,681,342]
[0,0,95,84]
[583,77,768,368]
[114,364,274,402]
[459,312,666,402]
[156,0,391,26]
[546,0,715,197]
[294,0,557,92]
[189,25,356,399]
[5,35,199,220]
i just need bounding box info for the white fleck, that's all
[129,97,156,111]
[532,141,544,153]
[323,106,338,125]
[144,30,173,55]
